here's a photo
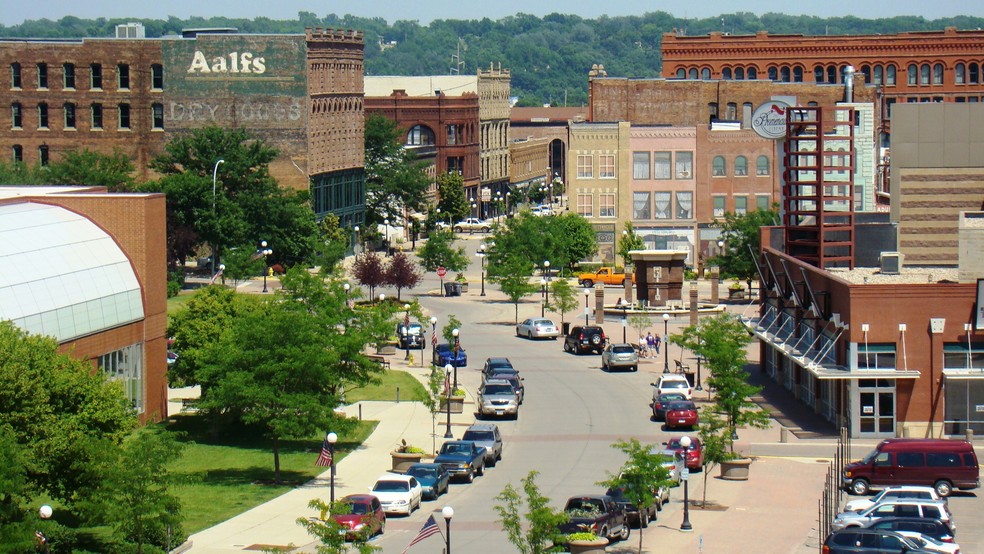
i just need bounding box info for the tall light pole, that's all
[444,363,454,438]
[543,260,550,312]
[403,304,411,361]
[327,432,338,504]
[353,225,360,257]
[258,240,272,293]
[583,287,591,325]
[343,282,350,307]
[452,328,461,390]
[37,504,52,553]
[477,244,487,296]
[540,278,547,317]
[430,316,438,361]
[210,158,225,276]
[383,218,390,254]
[442,505,454,554]
[663,313,671,374]
[679,435,693,532]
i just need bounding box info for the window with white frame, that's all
[98,343,145,413]
[713,196,725,217]
[633,191,651,219]
[577,193,593,217]
[654,191,671,219]
[675,151,693,179]
[712,156,726,176]
[654,152,671,179]
[734,155,748,176]
[757,155,770,175]
[599,193,615,217]
[858,344,897,370]
[734,195,747,215]
[632,152,650,179]
[577,154,593,178]
[675,191,693,219]
[599,154,615,178]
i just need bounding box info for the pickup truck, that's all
[559,494,630,542]
[578,267,634,288]
[452,218,491,233]
[434,440,487,483]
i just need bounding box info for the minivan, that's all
[831,499,954,532]
[842,439,979,497]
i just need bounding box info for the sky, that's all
[2,0,983,27]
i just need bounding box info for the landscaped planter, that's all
[376,343,398,355]
[439,396,465,414]
[567,537,609,554]
[720,458,752,480]
[728,288,745,300]
[391,451,424,472]
[458,282,469,293]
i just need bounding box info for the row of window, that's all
[9,62,162,91]
[11,144,48,165]
[712,194,772,217]
[674,62,984,87]
[712,155,770,177]
[577,153,617,179]
[575,190,705,220]
[628,151,694,180]
[10,102,163,131]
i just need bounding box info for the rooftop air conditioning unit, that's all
[880,252,903,275]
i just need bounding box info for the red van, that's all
[843,438,980,497]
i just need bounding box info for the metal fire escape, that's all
[782,106,856,269]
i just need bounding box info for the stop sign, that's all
[437,267,447,278]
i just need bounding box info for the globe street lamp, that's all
[327,432,338,504]
[403,304,412,361]
[37,505,52,553]
[210,158,225,276]
[452,328,461,390]
[679,435,693,532]
[583,287,591,325]
[442,505,455,554]
[477,244,487,296]
[378,293,385,306]
[353,225,360,258]
[343,282,350,307]
[383,218,390,255]
[430,316,438,359]
[444,363,454,438]
[540,277,547,317]
[258,240,273,293]
[663,313,671,374]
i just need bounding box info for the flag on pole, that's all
[208,266,224,285]
[315,434,333,467]
[431,329,438,347]
[402,514,442,553]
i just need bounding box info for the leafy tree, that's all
[598,439,673,553]
[442,314,463,344]
[314,213,352,274]
[695,410,731,506]
[490,256,540,323]
[556,212,598,271]
[0,160,47,184]
[547,278,578,329]
[617,221,645,268]
[352,251,386,300]
[435,172,470,223]
[219,242,268,286]
[364,114,432,228]
[494,470,569,554]
[384,251,422,301]
[0,427,32,550]
[417,228,469,273]
[46,148,136,192]
[296,498,379,554]
[488,212,597,277]
[707,205,779,291]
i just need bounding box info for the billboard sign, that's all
[751,100,791,140]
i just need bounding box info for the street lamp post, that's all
[663,313,671,374]
[383,219,390,255]
[353,225,360,258]
[327,432,338,504]
[210,158,225,276]
[343,282,350,307]
[37,504,52,553]
[430,316,438,360]
[679,435,693,532]
[540,278,547,317]
[442,505,454,554]
[543,260,551,315]
[403,304,411,361]
[258,240,272,293]
[583,288,590,325]
[451,328,460,390]
[444,363,454,438]
[622,304,628,342]
[477,244,487,296]
[695,334,703,391]
[378,293,385,306]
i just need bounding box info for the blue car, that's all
[405,463,450,500]
[432,343,467,367]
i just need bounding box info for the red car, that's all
[663,401,698,430]
[665,436,704,471]
[330,494,385,540]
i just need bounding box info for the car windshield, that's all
[661,381,688,389]
[345,502,371,515]
[659,393,686,402]
[407,467,437,479]
[443,444,469,454]
[533,319,553,326]
[373,481,409,492]
[612,346,635,354]
[483,385,514,395]
[667,402,694,411]
[463,431,494,441]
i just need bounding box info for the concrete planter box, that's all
[376,343,398,355]
[720,458,752,480]
[390,451,424,472]
[728,288,745,300]
[458,281,469,293]
[568,537,609,554]
[439,396,465,414]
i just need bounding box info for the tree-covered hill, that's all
[3,11,982,106]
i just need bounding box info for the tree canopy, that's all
[708,205,779,286]
[487,212,597,276]
[364,114,432,228]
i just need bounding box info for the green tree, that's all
[0,427,33,550]
[435,172,470,223]
[598,439,673,553]
[556,212,598,271]
[490,256,539,323]
[617,221,645,268]
[219,242,268,286]
[695,410,731,506]
[708,205,779,291]
[364,114,432,228]
[547,278,578,329]
[314,213,352,274]
[442,314,463,344]
[494,470,569,554]
[296,498,379,554]
[46,148,136,192]
[417,228,469,273]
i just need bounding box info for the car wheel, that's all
[476,464,484,476]
[599,526,609,540]
[488,456,496,468]
[528,331,534,339]
[582,279,594,288]
[379,517,386,535]
[563,341,572,353]
[516,328,521,337]
[453,226,463,232]
[632,365,638,372]
[934,479,954,497]
[465,470,474,483]
[639,510,649,529]
[481,226,490,232]
[619,524,630,541]
[496,450,502,461]
[850,478,869,496]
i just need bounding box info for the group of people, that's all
[638,331,661,358]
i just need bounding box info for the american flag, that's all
[208,266,224,285]
[431,329,438,347]
[315,434,333,467]
[402,514,442,553]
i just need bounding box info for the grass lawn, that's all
[344,369,429,403]
[165,416,377,534]
[167,290,196,316]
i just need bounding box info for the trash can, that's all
[562,322,571,336]
[683,372,696,388]
[444,282,461,297]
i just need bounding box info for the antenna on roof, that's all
[449,37,465,75]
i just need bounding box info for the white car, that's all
[531,205,553,217]
[896,531,959,554]
[844,485,943,512]
[452,218,490,233]
[516,318,560,339]
[653,374,693,401]
[370,474,422,515]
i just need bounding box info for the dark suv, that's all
[864,517,956,543]
[564,325,608,355]
[823,528,934,553]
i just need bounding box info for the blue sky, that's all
[2,0,982,26]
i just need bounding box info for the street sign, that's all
[681,468,690,481]
[437,267,447,278]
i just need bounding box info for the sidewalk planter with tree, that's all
[567,533,608,554]
[727,281,745,300]
[494,470,570,554]
[391,439,426,472]
[598,438,674,554]
[548,278,579,335]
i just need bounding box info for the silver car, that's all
[477,379,519,419]
[831,499,954,531]
[601,343,639,372]
[516,318,560,339]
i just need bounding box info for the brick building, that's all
[510,106,589,187]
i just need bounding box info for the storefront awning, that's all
[942,369,984,380]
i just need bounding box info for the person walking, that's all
[654,333,662,355]
[638,334,648,358]
[646,332,656,357]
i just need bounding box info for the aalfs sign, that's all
[751,100,790,140]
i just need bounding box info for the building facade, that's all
[477,65,512,196]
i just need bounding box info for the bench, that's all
[674,359,691,373]
[367,354,391,370]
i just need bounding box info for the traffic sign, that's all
[681,468,690,481]
[437,267,447,278]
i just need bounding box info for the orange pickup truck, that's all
[578,267,635,287]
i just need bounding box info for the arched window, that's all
[701,67,711,80]
[908,64,918,85]
[708,102,719,119]
[722,67,732,80]
[827,65,837,84]
[886,64,897,86]
[933,63,943,85]
[873,65,884,85]
[860,65,871,84]
[676,68,686,79]
[956,63,965,84]
[747,67,757,79]
[815,65,825,82]
[735,67,745,80]
[712,156,726,176]
[780,66,791,82]
[971,63,980,84]
[406,124,435,146]
[920,63,930,85]
[734,156,748,176]
[726,102,737,120]
[793,66,803,82]
[689,68,698,79]
[768,67,778,81]
[756,155,770,176]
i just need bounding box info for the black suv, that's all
[564,325,607,355]
[823,528,934,553]
[864,517,956,543]
[397,321,424,349]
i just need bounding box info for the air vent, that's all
[880,252,903,275]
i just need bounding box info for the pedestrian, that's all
[616,297,623,308]
[638,334,648,358]
[654,333,662,355]
[646,332,656,356]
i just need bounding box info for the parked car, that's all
[663,401,699,430]
[404,463,450,500]
[477,379,519,419]
[845,486,944,513]
[433,343,467,367]
[664,436,704,471]
[601,343,640,372]
[650,447,686,486]
[494,373,525,404]
[453,218,491,233]
[330,494,385,539]
[167,350,179,365]
[831,499,954,532]
[482,357,515,378]
[843,439,980,497]
[461,423,503,466]
[558,495,630,543]
[652,392,687,420]
[865,517,957,544]
[435,440,486,482]
[823,528,936,554]
[605,478,670,529]
[895,531,960,554]
[577,266,634,287]
[369,474,422,515]
[652,374,693,400]
[396,321,424,349]
[516,317,560,339]
[564,325,608,355]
